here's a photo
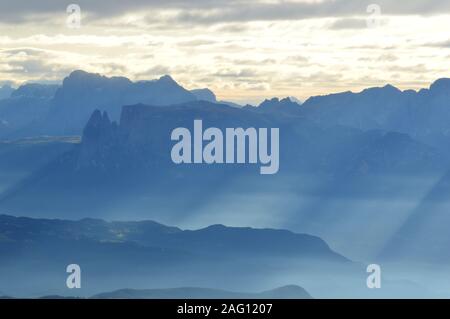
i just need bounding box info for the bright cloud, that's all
[0,0,449,104]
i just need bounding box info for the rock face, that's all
[77,110,118,170]
[76,100,275,170]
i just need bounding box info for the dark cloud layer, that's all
[1,0,450,24]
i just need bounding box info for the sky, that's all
[0,0,449,104]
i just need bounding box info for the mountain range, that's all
[0,79,448,262]
[92,285,312,299]
[0,214,345,297]
[1,70,450,296]
[1,285,312,299]
[0,71,243,138]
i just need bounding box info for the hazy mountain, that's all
[0,71,200,137]
[1,285,313,299]
[300,79,450,154]
[3,72,450,148]
[5,72,450,150]
[75,101,444,178]
[0,98,447,266]
[1,73,450,296]
[256,97,302,115]
[0,72,244,138]
[11,83,59,99]
[191,88,243,108]
[1,72,450,264]
[191,88,217,103]
[34,71,197,136]
[241,97,302,116]
[0,214,346,297]
[0,83,59,138]
[0,136,78,193]
[0,85,14,100]
[380,164,450,263]
[219,100,243,108]
[0,214,345,261]
[92,285,312,299]
[0,99,445,219]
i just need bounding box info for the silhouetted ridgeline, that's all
[92,285,312,299]
[0,214,345,297]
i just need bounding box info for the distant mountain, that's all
[67,101,447,178]
[1,72,450,263]
[0,98,447,268]
[0,136,78,193]
[4,71,450,152]
[0,83,59,138]
[0,99,445,222]
[191,88,243,108]
[34,71,197,136]
[0,214,346,297]
[191,88,217,103]
[0,214,345,261]
[300,79,450,154]
[220,100,243,108]
[0,71,197,138]
[380,164,450,263]
[11,83,59,99]
[0,85,14,100]
[0,71,247,138]
[241,97,301,116]
[92,285,312,299]
[254,97,302,115]
[1,285,313,299]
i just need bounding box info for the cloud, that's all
[2,0,450,25]
[135,65,171,78]
[0,48,48,57]
[377,53,398,62]
[212,69,258,78]
[0,47,78,84]
[177,39,218,47]
[214,24,250,33]
[389,64,431,73]
[0,48,57,76]
[328,18,368,30]
[8,59,51,75]
[425,39,450,48]
[284,55,309,65]
[0,1,449,103]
